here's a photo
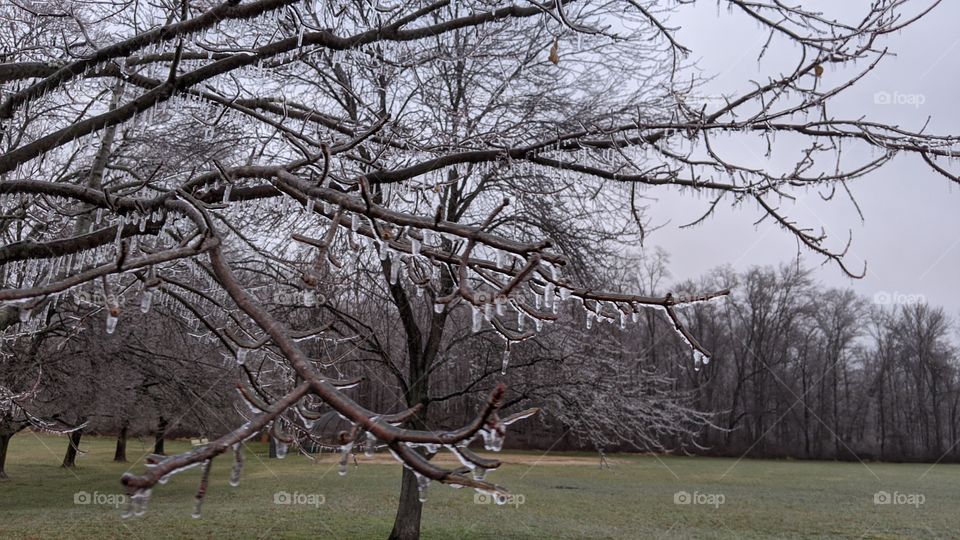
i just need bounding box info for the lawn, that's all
[0,433,955,539]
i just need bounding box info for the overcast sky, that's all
[639,1,960,318]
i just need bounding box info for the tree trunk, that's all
[114,421,128,462]
[389,468,424,540]
[384,233,450,540]
[62,429,83,468]
[154,416,167,455]
[0,432,11,479]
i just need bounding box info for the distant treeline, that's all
[370,264,960,463]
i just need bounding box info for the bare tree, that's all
[1,1,958,538]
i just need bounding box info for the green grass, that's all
[0,433,957,539]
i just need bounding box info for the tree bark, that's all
[388,467,425,540]
[114,421,128,462]
[62,429,83,468]
[0,432,11,479]
[385,253,448,540]
[154,416,167,455]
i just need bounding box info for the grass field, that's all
[0,433,956,539]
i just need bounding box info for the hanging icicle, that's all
[192,459,212,519]
[229,443,244,487]
[501,342,511,375]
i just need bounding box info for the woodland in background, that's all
[4,256,956,472]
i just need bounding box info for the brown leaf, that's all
[548,37,560,65]
[814,64,824,77]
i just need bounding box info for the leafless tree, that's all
[1,1,958,538]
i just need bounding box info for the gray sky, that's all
[642,1,960,318]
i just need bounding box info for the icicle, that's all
[501,343,511,375]
[229,444,243,487]
[114,221,124,249]
[693,350,709,371]
[306,198,315,214]
[416,473,430,503]
[480,426,504,452]
[338,442,354,475]
[303,289,317,307]
[410,237,421,256]
[483,302,493,321]
[364,432,376,457]
[585,311,594,329]
[471,305,482,333]
[222,184,232,203]
[517,310,525,331]
[389,254,400,285]
[351,213,360,231]
[275,440,288,459]
[236,348,248,365]
[433,302,444,314]
[192,460,211,519]
[140,290,153,313]
[106,299,119,334]
[543,282,554,308]
[122,488,152,518]
[135,488,152,516]
[495,296,505,316]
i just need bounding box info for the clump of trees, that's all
[675,264,960,463]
